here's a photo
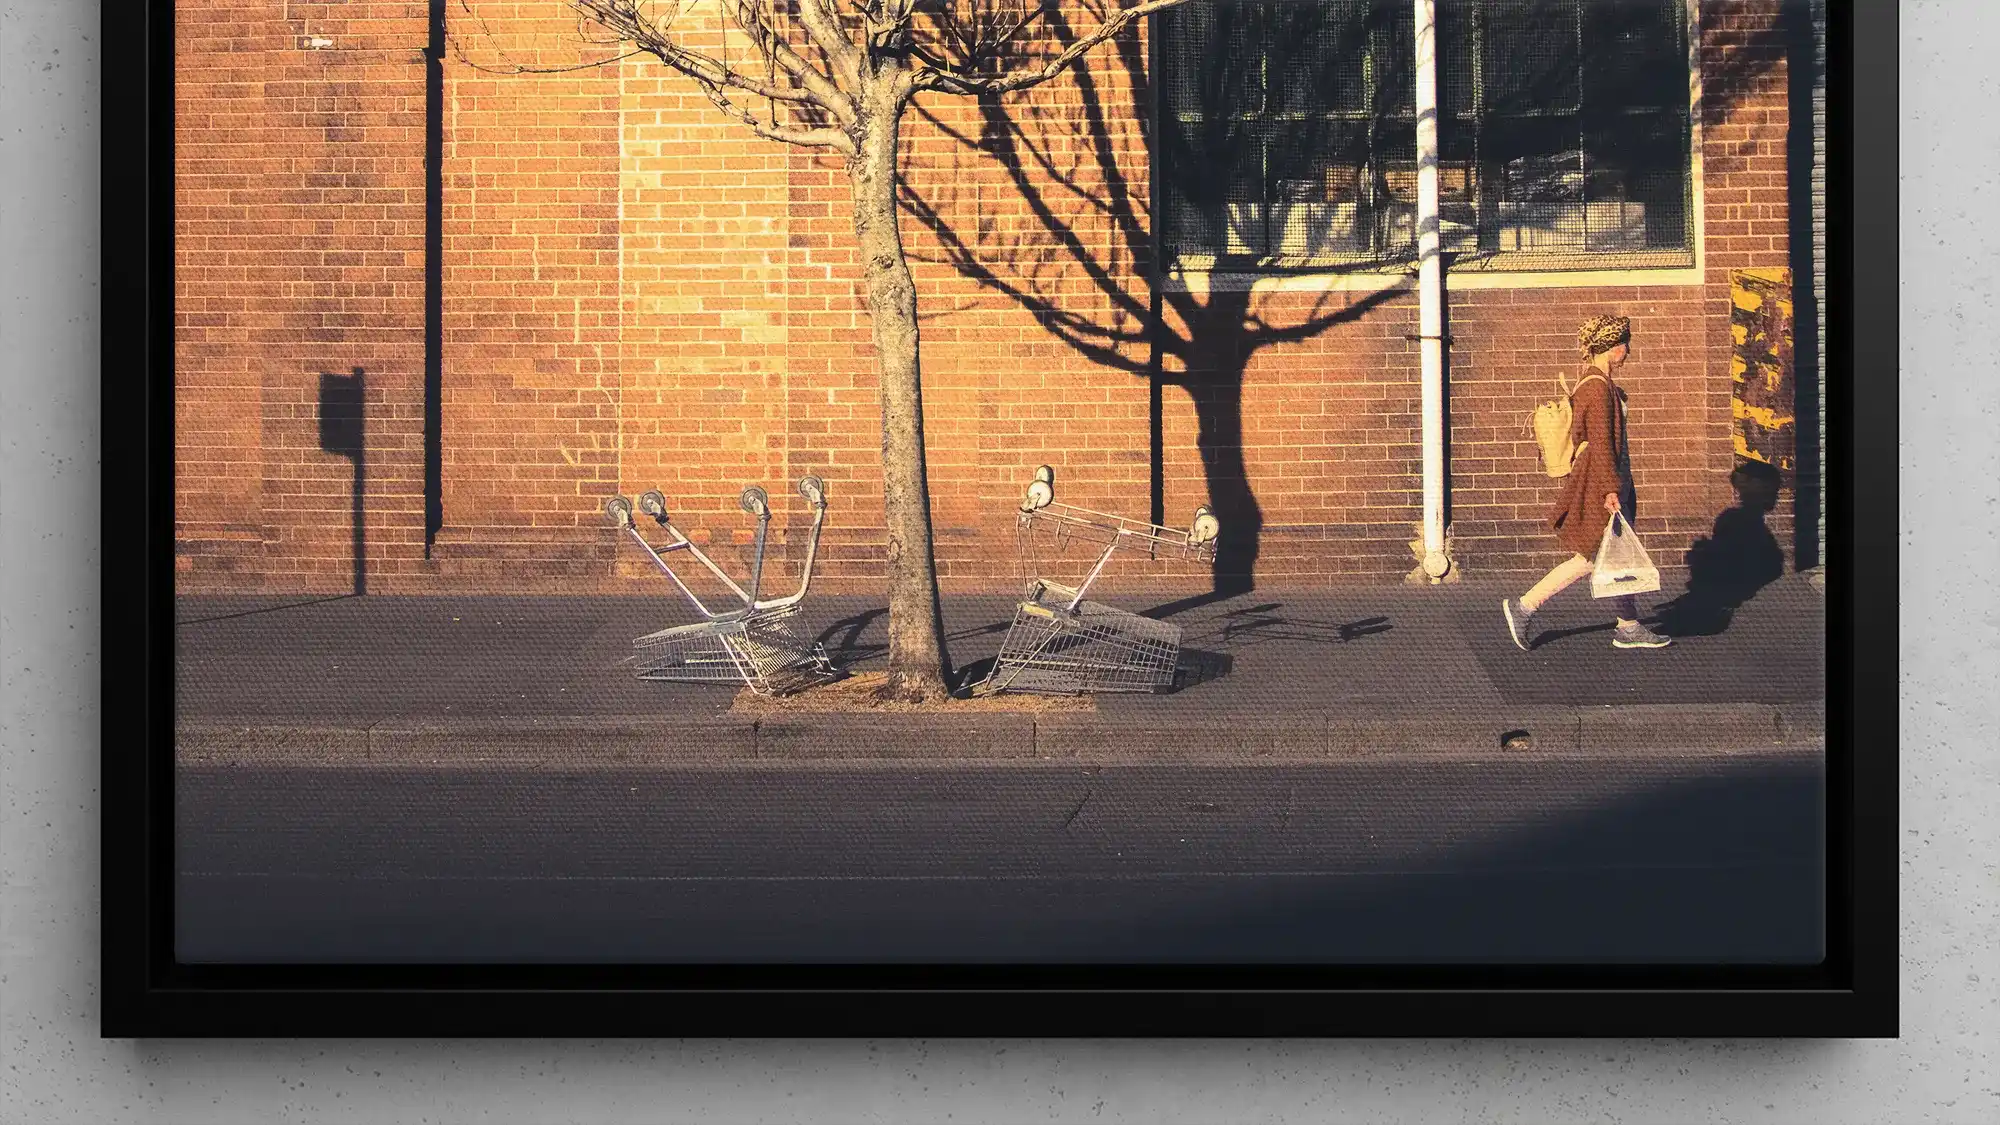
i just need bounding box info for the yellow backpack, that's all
[1532,371,1605,478]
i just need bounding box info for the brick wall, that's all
[1698,0,1799,563]
[433,0,624,585]
[175,1,430,592]
[175,0,1802,595]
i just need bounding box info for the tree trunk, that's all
[848,99,951,701]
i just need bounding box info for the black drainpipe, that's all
[423,0,446,554]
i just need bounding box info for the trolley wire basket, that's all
[973,466,1220,697]
[631,603,832,695]
[604,476,841,696]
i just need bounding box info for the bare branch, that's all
[570,0,858,122]
[719,0,861,119]
[795,0,864,89]
[449,41,648,75]
[694,74,859,153]
[852,0,927,62]
[914,0,1191,95]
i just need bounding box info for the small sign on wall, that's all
[1730,266,1796,472]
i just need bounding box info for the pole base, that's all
[1406,532,1457,585]
[1404,559,1461,586]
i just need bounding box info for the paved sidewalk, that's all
[175,575,1826,761]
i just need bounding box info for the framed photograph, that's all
[105,0,1896,1036]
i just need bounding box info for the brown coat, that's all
[1548,370,1635,558]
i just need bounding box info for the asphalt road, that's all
[178,750,1825,964]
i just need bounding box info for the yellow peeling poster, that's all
[1730,267,1796,471]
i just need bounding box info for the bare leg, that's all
[1521,554,1594,613]
[1613,594,1639,627]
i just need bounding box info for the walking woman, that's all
[1502,314,1672,651]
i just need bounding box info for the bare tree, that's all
[462,0,1194,701]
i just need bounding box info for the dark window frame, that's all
[1156,0,1699,275]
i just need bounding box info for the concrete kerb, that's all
[1577,702,1787,751]
[174,721,375,764]
[174,718,757,769]
[1776,699,1827,743]
[751,713,1040,759]
[175,701,1824,767]
[1031,705,1583,759]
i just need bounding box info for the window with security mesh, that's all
[1158,0,1694,270]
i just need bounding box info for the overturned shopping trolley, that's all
[971,466,1220,697]
[603,477,841,696]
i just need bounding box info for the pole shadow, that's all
[318,367,367,596]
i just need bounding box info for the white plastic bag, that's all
[1590,512,1661,599]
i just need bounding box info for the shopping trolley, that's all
[603,476,841,696]
[971,466,1220,696]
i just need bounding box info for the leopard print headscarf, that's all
[1578,314,1632,358]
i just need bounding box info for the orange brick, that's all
[176,0,1804,593]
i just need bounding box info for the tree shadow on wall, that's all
[901,5,1410,605]
[900,2,1798,604]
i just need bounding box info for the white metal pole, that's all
[1414,0,1450,579]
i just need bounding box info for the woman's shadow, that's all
[1653,460,1786,638]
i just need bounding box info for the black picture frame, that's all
[103,0,1897,1038]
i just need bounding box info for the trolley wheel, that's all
[603,495,634,529]
[739,485,770,517]
[797,475,826,507]
[1191,505,1220,544]
[1021,479,1053,512]
[637,489,667,520]
[1033,464,1054,485]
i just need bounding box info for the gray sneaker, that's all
[1502,598,1533,651]
[1612,621,1672,649]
